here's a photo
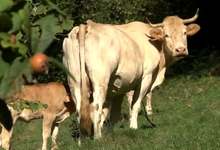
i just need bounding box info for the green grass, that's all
[3,75,220,150]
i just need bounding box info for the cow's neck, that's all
[158,48,166,72]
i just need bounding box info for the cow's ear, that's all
[147,28,163,40]
[186,23,200,36]
[65,94,70,102]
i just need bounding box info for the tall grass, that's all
[3,75,220,150]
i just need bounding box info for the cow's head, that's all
[146,9,200,58]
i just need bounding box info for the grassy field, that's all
[2,75,220,150]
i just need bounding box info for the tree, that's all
[0,0,74,131]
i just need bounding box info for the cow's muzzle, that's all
[175,47,188,57]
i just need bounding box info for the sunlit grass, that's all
[4,75,220,150]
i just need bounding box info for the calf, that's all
[0,82,76,150]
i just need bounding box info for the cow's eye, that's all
[184,31,187,36]
[165,34,169,38]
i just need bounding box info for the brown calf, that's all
[0,82,76,150]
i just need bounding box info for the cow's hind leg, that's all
[109,94,124,127]
[42,112,56,150]
[100,99,112,129]
[92,84,108,139]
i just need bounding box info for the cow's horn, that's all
[146,17,163,28]
[183,8,199,24]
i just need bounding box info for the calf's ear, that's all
[186,23,200,36]
[146,28,163,41]
[65,94,70,102]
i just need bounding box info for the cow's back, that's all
[115,22,161,69]
[84,23,145,95]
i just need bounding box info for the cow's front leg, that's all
[145,92,153,115]
[146,67,166,116]
[126,90,134,116]
[130,74,152,129]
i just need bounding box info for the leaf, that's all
[0,51,10,78]
[0,13,13,32]
[23,101,30,109]
[1,40,18,48]
[9,12,23,33]
[42,103,48,109]
[18,43,28,56]
[55,25,63,33]
[0,0,13,12]
[42,0,66,16]
[48,56,75,82]
[31,26,40,52]
[33,15,57,53]
[0,59,33,99]
[19,8,31,21]
[0,99,13,131]
[18,8,31,42]
[62,19,74,31]
[13,100,21,112]
[15,31,23,40]
[31,5,47,16]
[0,32,10,40]
[29,101,39,111]
[29,101,44,111]
[19,101,25,110]
[1,40,27,56]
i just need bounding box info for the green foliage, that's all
[166,46,220,79]
[32,14,57,53]
[0,0,13,12]
[70,0,164,25]
[8,99,48,112]
[0,59,32,98]
[0,0,74,98]
[66,0,199,26]
[0,0,75,124]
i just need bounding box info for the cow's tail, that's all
[78,24,92,134]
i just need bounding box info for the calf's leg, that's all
[51,123,59,150]
[0,108,19,150]
[42,112,56,150]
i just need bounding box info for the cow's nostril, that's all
[176,47,186,53]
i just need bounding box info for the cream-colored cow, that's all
[112,9,201,118]
[0,82,76,150]
[62,9,200,141]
